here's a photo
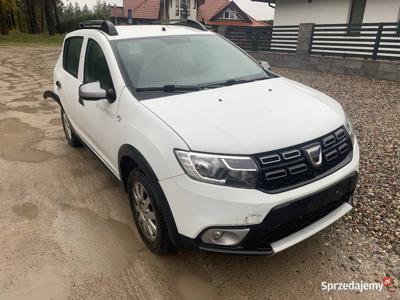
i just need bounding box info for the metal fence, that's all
[311,22,400,60]
[224,25,299,52]
[268,25,299,52]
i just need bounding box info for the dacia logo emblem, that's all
[304,144,323,167]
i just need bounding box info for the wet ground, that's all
[0,46,398,299]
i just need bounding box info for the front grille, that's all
[254,127,353,193]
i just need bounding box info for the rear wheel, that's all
[61,109,82,147]
[127,168,173,254]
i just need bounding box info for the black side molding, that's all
[43,90,61,106]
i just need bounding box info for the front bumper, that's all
[160,138,359,254]
[197,172,357,254]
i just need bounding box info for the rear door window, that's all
[63,37,83,78]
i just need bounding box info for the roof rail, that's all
[79,20,118,36]
[153,19,208,31]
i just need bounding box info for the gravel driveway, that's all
[274,68,400,254]
[0,46,398,299]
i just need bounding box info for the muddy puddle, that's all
[174,270,218,300]
[0,103,7,112]
[11,95,40,103]
[0,265,70,300]
[0,118,53,162]
[49,117,61,126]
[12,202,38,220]
[51,204,144,275]
[10,101,55,113]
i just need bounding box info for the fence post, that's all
[296,23,315,55]
[372,23,383,60]
[253,28,260,51]
[217,25,227,37]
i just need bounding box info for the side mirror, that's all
[260,61,271,71]
[79,81,107,101]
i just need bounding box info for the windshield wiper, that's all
[135,77,269,93]
[136,84,201,92]
[201,77,269,89]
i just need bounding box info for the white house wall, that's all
[274,0,352,25]
[168,0,197,19]
[274,0,400,26]
[363,0,400,23]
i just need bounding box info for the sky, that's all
[71,0,275,20]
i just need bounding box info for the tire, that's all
[127,168,173,254]
[61,109,82,147]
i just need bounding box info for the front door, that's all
[80,38,120,174]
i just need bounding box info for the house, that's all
[111,0,267,27]
[111,0,204,24]
[197,0,267,27]
[253,0,400,26]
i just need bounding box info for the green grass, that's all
[0,30,64,46]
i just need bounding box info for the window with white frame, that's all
[222,8,239,20]
[176,0,190,18]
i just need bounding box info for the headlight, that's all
[175,150,258,188]
[344,112,355,142]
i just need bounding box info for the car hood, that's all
[142,77,346,154]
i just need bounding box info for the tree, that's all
[82,3,89,16]
[24,0,39,33]
[73,1,80,17]
[0,0,8,34]
[43,0,55,35]
[93,0,110,19]
[0,0,17,34]
[51,0,61,32]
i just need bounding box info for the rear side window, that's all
[84,39,114,90]
[63,37,83,78]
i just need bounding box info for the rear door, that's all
[56,36,85,133]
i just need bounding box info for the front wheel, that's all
[127,168,173,254]
[61,109,82,147]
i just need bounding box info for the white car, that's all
[44,20,359,255]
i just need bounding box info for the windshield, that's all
[114,34,271,95]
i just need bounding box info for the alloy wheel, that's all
[132,181,157,242]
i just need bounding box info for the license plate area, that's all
[242,173,358,248]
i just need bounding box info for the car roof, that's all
[69,25,214,41]
[113,25,214,40]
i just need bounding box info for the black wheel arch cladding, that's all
[118,144,183,248]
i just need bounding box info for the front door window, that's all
[84,39,114,91]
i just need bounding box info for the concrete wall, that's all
[274,0,400,26]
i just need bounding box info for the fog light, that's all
[213,231,224,240]
[201,228,250,246]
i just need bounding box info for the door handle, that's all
[56,81,62,89]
